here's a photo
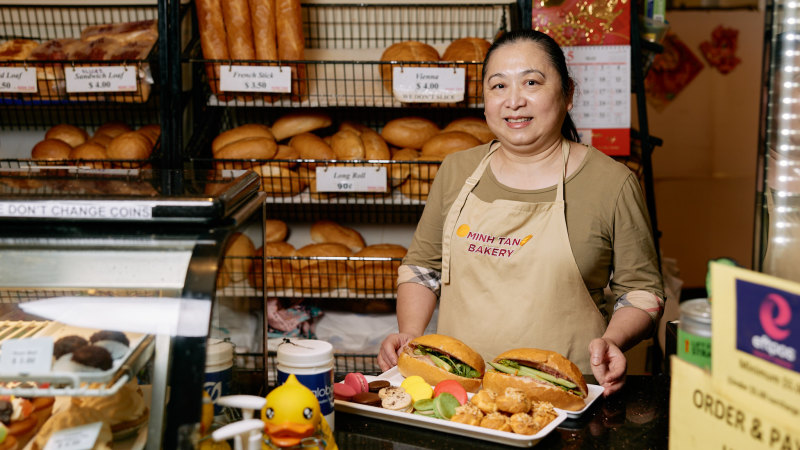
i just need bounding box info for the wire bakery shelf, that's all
[217,255,403,300]
[0,4,160,129]
[189,1,518,109]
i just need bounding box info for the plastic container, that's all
[677,298,712,370]
[205,338,234,416]
[276,339,335,430]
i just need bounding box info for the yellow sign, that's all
[710,263,800,432]
[670,357,800,449]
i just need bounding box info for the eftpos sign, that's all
[736,279,799,372]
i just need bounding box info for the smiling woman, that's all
[378,30,665,398]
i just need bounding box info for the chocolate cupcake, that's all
[71,345,113,371]
[89,330,129,347]
[53,335,88,359]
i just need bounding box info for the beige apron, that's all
[438,139,606,373]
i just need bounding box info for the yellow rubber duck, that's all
[261,374,337,450]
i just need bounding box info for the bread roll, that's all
[195,0,230,98]
[272,112,332,141]
[443,116,495,143]
[107,131,153,161]
[249,0,277,60]
[248,241,295,290]
[222,0,256,61]
[255,164,307,196]
[441,37,491,102]
[265,219,288,242]
[331,129,365,160]
[297,165,335,200]
[420,131,480,158]
[288,132,335,162]
[380,41,440,93]
[275,0,306,100]
[381,117,440,149]
[361,128,391,160]
[221,232,256,283]
[399,178,430,200]
[347,243,407,271]
[411,154,444,180]
[290,243,351,293]
[45,124,88,148]
[94,122,132,139]
[389,147,419,187]
[137,124,161,146]
[214,137,279,169]
[70,142,110,169]
[271,144,300,168]
[89,133,113,148]
[212,124,275,156]
[31,139,72,161]
[310,220,365,252]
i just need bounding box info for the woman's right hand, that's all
[377,332,416,372]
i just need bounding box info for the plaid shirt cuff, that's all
[397,264,441,297]
[613,290,665,326]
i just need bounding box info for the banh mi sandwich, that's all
[397,334,485,393]
[483,348,588,411]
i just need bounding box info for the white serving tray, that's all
[334,367,569,448]
[556,384,604,419]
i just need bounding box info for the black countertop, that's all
[333,374,670,449]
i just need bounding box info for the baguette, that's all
[195,0,230,99]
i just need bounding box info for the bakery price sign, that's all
[392,67,465,103]
[220,65,292,93]
[0,67,37,93]
[66,66,137,93]
[316,166,387,193]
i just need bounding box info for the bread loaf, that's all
[249,0,278,60]
[380,41,440,93]
[310,220,365,252]
[420,131,480,158]
[222,0,256,61]
[443,116,495,143]
[272,112,332,141]
[28,39,76,100]
[212,124,275,156]
[381,117,440,149]
[80,19,158,45]
[0,39,38,60]
[46,124,88,148]
[275,0,306,100]
[441,37,491,102]
[195,0,230,98]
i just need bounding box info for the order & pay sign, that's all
[670,264,800,448]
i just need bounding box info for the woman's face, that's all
[483,40,572,152]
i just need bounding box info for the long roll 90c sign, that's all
[737,280,799,371]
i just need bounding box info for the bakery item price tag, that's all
[43,422,104,450]
[392,67,465,103]
[0,67,37,93]
[220,65,291,93]
[65,66,138,93]
[316,166,387,192]
[0,337,53,374]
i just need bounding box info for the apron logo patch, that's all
[456,224,532,258]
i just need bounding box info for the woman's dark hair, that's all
[482,29,580,142]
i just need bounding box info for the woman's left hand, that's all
[589,337,627,397]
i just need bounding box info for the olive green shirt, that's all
[403,143,665,311]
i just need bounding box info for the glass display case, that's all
[755,0,800,281]
[0,168,264,449]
